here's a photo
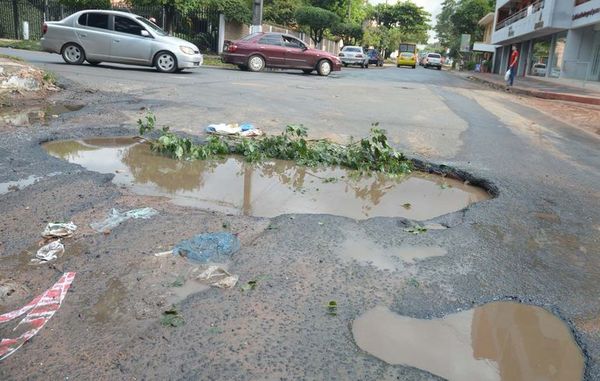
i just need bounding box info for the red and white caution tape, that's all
[0,272,75,361]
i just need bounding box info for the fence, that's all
[0,0,220,52]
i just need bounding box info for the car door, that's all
[110,15,153,64]
[75,12,111,60]
[256,34,286,67]
[283,36,311,68]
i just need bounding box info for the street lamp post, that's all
[250,0,263,34]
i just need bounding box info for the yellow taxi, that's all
[397,52,417,68]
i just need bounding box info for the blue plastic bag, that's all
[173,232,240,263]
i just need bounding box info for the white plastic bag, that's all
[504,69,511,81]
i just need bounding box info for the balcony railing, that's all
[495,0,544,31]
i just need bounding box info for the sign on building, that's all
[460,34,471,52]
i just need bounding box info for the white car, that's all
[424,53,442,70]
[41,10,203,73]
[532,63,546,76]
[338,46,369,68]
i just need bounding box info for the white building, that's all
[492,0,600,82]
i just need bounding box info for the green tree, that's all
[434,0,457,48]
[58,0,110,9]
[295,6,340,46]
[331,22,363,45]
[450,0,492,41]
[264,0,304,26]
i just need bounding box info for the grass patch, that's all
[0,39,42,51]
[137,113,413,176]
[0,54,24,62]
[42,70,57,85]
[203,55,235,68]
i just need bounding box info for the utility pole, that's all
[251,0,263,34]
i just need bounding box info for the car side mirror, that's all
[302,45,308,51]
[141,30,150,37]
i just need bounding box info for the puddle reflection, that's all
[43,137,490,220]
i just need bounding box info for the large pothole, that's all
[43,137,491,220]
[352,302,584,380]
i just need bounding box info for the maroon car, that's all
[222,32,342,76]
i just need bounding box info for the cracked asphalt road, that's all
[1,48,600,380]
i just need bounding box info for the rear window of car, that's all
[428,54,441,58]
[400,53,413,57]
[115,16,144,35]
[258,35,282,46]
[343,47,361,52]
[79,13,109,29]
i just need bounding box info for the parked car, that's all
[397,52,416,69]
[532,63,546,76]
[424,53,442,70]
[367,49,384,67]
[40,10,203,73]
[221,32,341,76]
[339,46,369,68]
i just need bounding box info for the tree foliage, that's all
[264,0,303,26]
[295,6,340,46]
[435,0,493,57]
[58,0,110,9]
[331,22,363,45]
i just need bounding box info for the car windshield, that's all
[136,17,167,36]
[343,47,361,52]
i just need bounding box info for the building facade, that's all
[492,0,600,82]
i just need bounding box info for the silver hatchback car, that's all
[41,10,203,73]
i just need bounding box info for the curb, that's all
[465,74,600,106]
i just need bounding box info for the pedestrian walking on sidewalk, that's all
[506,45,519,90]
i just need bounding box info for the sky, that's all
[368,0,443,43]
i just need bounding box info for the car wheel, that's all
[87,60,101,66]
[343,63,348,67]
[412,65,416,69]
[248,55,265,72]
[397,64,400,68]
[154,51,177,73]
[317,59,332,76]
[61,43,85,65]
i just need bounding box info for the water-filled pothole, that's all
[0,103,84,126]
[352,302,584,380]
[43,137,490,219]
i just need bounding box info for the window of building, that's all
[550,31,567,78]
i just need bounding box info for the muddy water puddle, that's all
[43,137,490,220]
[0,103,84,126]
[352,302,584,381]
[337,237,446,270]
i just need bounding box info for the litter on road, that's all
[41,222,77,239]
[173,232,240,263]
[90,207,158,232]
[197,266,239,289]
[206,123,263,137]
[0,272,76,361]
[34,240,64,262]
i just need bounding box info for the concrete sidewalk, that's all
[453,71,600,106]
